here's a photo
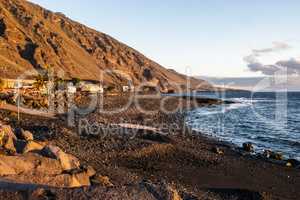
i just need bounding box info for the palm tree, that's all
[71,77,81,86]
[34,75,46,90]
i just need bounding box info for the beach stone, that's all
[212,146,224,155]
[40,145,61,158]
[0,153,82,187]
[87,166,96,177]
[3,136,16,153]
[142,180,182,200]
[8,173,85,188]
[263,150,272,158]
[0,154,82,187]
[286,159,300,167]
[0,159,17,176]
[242,142,254,152]
[69,172,91,187]
[263,150,283,161]
[41,145,80,171]
[21,130,34,141]
[165,186,182,200]
[30,188,56,200]
[0,125,17,153]
[22,141,45,154]
[0,155,35,174]
[14,153,63,175]
[81,164,96,177]
[35,156,63,175]
[0,125,17,140]
[269,152,283,160]
[91,175,113,187]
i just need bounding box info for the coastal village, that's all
[0,77,135,94]
[0,76,137,112]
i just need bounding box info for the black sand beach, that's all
[0,95,298,200]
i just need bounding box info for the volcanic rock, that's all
[242,142,254,152]
[21,130,34,141]
[0,0,212,92]
[41,145,80,171]
[22,140,45,153]
[91,175,113,187]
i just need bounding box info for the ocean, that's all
[186,91,300,160]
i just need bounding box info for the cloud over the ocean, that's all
[276,58,300,74]
[244,42,300,75]
[252,42,291,55]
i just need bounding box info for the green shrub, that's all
[71,77,81,86]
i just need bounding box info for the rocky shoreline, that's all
[0,95,299,199]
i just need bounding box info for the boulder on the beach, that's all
[81,164,96,177]
[212,146,224,155]
[91,175,113,187]
[286,159,300,167]
[263,150,272,158]
[0,153,90,187]
[0,139,90,188]
[34,155,63,175]
[263,150,283,161]
[0,159,17,176]
[0,125,17,140]
[22,141,45,154]
[269,152,283,160]
[3,136,16,153]
[0,155,35,175]
[242,142,254,152]
[286,162,292,167]
[0,125,17,153]
[21,130,34,141]
[164,185,182,200]
[41,145,80,171]
[69,172,91,187]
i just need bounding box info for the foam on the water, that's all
[186,91,300,159]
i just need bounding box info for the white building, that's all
[122,85,134,92]
[1,79,35,89]
[122,86,129,92]
[81,84,104,93]
[67,84,77,93]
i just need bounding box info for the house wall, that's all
[1,79,35,89]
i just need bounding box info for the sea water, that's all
[186,91,300,159]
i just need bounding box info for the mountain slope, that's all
[0,0,212,91]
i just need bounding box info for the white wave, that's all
[192,102,250,117]
[225,103,251,111]
[229,97,274,103]
[196,110,224,115]
[229,98,256,103]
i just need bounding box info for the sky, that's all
[29,0,300,77]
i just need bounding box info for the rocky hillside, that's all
[0,0,212,91]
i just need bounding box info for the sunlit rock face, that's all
[0,0,212,91]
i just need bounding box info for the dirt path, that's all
[0,103,56,119]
